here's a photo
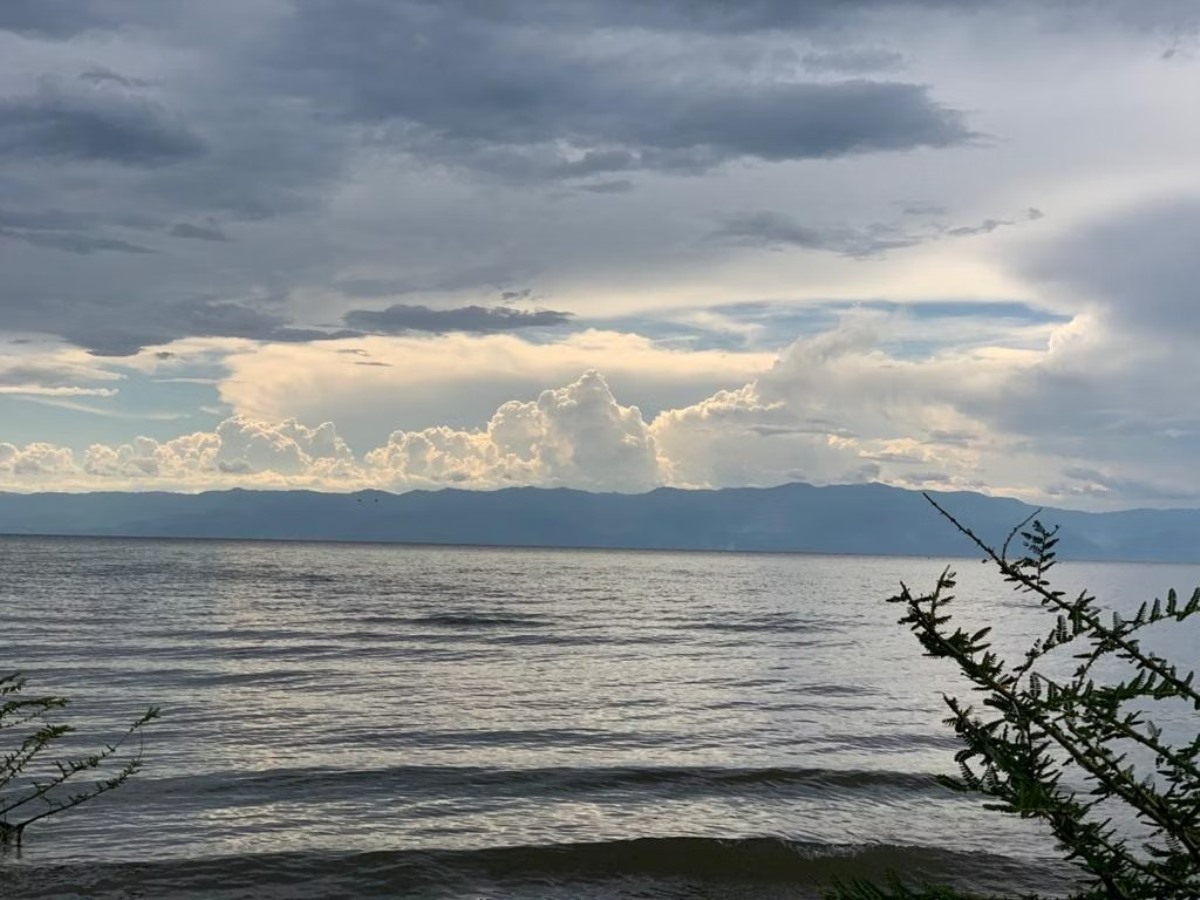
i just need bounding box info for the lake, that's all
[1,536,1197,898]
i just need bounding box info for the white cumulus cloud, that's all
[364,370,661,492]
[4,296,1200,510]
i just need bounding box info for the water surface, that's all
[1,537,1196,897]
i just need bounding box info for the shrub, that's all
[1,672,158,848]
[829,495,1200,900]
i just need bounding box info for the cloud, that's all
[365,370,660,491]
[332,265,542,303]
[574,180,636,194]
[12,397,184,420]
[0,226,154,254]
[64,300,362,358]
[0,208,92,231]
[899,201,948,216]
[646,0,1199,33]
[213,330,777,451]
[212,415,354,475]
[4,0,1194,44]
[0,206,157,254]
[0,0,1195,511]
[711,206,1046,258]
[78,68,156,89]
[0,442,76,478]
[801,47,907,73]
[301,0,1199,39]
[0,0,1172,362]
[712,211,925,258]
[3,304,1200,509]
[1023,196,1200,337]
[168,222,231,242]
[1,371,660,493]
[946,218,1009,237]
[0,79,207,167]
[0,345,1017,497]
[0,2,197,38]
[343,304,573,334]
[0,385,117,397]
[74,416,358,482]
[278,3,973,180]
[0,353,123,390]
[0,331,1002,494]
[0,2,114,37]
[1047,465,1200,504]
[946,208,1043,237]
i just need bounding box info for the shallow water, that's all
[1,536,1196,898]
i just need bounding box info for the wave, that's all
[405,612,556,628]
[142,763,955,804]
[0,836,1077,899]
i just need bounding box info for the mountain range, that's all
[2,482,1200,562]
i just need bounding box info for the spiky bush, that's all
[830,496,1200,900]
[1,672,158,848]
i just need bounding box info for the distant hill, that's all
[1,482,1200,562]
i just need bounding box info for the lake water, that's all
[1,536,1197,898]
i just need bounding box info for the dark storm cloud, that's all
[646,81,969,162]
[669,0,1200,34]
[396,72,967,175]
[44,299,361,357]
[343,304,573,334]
[168,222,231,242]
[308,0,1198,36]
[0,0,1157,359]
[278,2,974,179]
[0,227,153,255]
[0,208,92,231]
[150,300,358,348]
[268,327,363,343]
[60,300,279,357]
[78,68,156,89]
[6,0,1195,42]
[0,1,110,37]
[408,0,863,33]
[0,82,206,167]
[0,0,200,38]
[0,206,158,254]
[335,267,534,299]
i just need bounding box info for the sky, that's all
[1,1,1199,508]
